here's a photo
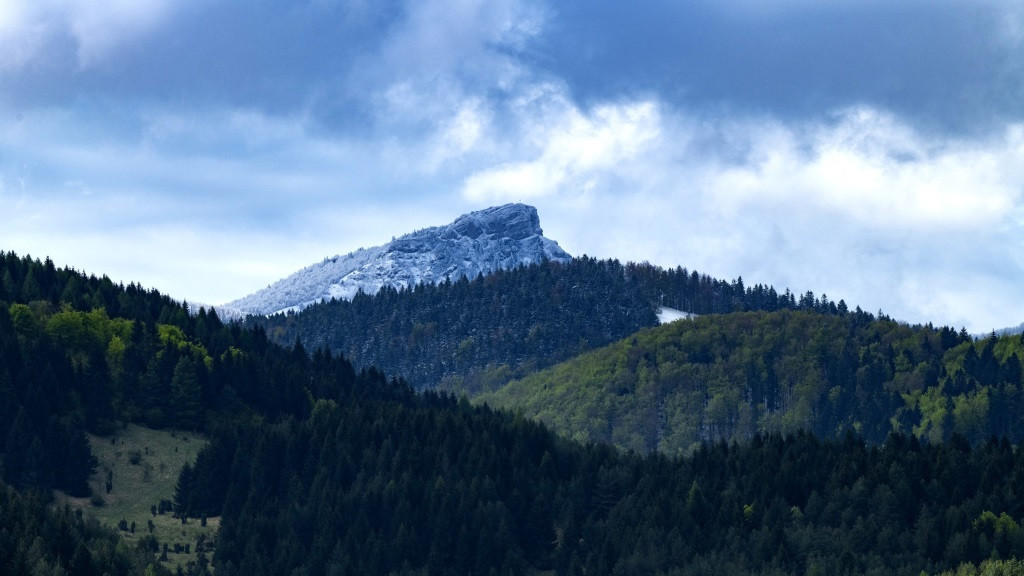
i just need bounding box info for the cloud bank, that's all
[0,0,1022,332]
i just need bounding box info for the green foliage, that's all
[936,559,1024,576]
[0,481,163,575]
[908,385,951,443]
[256,257,660,390]
[170,357,203,429]
[0,250,339,496]
[478,310,1019,454]
[158,324,212,369]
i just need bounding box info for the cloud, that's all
[371,0,544,78]
[668,110,1024,331]
[537,0,1024,136]
[420,98,489,172]
[2,0,1023,334]
[0,1,54,70]
[707,108,1024,231]
[66,0,180,67]
[461,93,661,202]
[0,0,187,70]
[451,84,1024,331]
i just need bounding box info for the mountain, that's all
[225,203,571,316]
[256,257,659,390]
[254,257,863,391]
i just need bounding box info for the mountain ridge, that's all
[225,203,570,316]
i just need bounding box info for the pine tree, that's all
[171,357,203,429]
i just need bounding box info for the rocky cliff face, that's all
[225,204,571,316]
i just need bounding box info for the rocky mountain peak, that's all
[445,203,542,241]
[224,204,571,316]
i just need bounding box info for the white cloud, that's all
[421,99,489,172]
[461,96,661,201]
[691,112,1024,330]
[997,0,1024,45]
[0,1,51,70]
[707,108,1024,232]
[66,0,178,67]
[455,94,1024,332]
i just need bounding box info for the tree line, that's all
[255,256,871,393]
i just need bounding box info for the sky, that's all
[1,0,1023,333]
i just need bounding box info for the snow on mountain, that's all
[988,322,1024,338]
[657,307,696,324]
[225,204,571,316]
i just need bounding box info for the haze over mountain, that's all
[225,204,570,316]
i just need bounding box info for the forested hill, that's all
[0,251,195,498]
[0,250,413,494]
[479,310,1024,454]
[255,257,862,392]
[6,250,1024,575]
[0,251,405,574]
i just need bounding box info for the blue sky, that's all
[1,0,1023,332]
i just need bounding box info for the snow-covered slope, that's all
[225,204,571,316]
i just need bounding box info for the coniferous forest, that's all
[256,257,858,392]
[4,250,1024,575]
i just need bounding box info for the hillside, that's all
[188,405,1024,576]
[256,257,656,391]
[256,257,860,391]
[6,250,1024,575]
[0,251,407,574]
[478,310,1024,455]
[70,425,217,573]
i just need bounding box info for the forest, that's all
[255,257,864,393]
[3,250,1024,575]
[184,411,1024,576]
[0,251,391,575]
[480,310,1024,454]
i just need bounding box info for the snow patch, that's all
[658,307,696,324]
[224,203,571,316]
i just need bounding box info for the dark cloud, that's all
[1,1,406,114]
[531,1,1024,135]
[10,0,1018,137]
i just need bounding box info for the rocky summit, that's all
[224,203,571,316]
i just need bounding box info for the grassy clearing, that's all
[57,424,219,573]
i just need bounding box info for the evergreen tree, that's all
[171,357,203,429]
